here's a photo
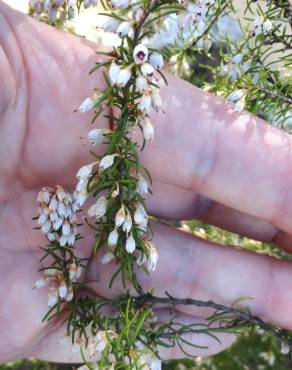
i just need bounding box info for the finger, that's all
[149,180,279,240]
[140,72,292,236]
[91,223,292,331]
[150,180,292,253]
[0,1,108,189]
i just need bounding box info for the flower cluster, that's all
[37,185,78,246]
[251,17,273,37]
[177,0,215,32]
[29,0,97,22]
[220,53,251,82]
[34,263,82,307]
[74,323,162,370]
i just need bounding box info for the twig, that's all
[134,292,292,348]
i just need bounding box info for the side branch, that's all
[134,292,292,349]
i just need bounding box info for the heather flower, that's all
[141,63,155,77]
[126,233,136,253]
[137,173,149,195]
[136,76,147,92]
[117,21,133,37]
[88,128,111,146]
[122,211,132,233]
[109,62,121,85]
[116,68,132,87]
[108,228,119,246]
[88,196,108,218]
[138,92,152,112]
[37,186,77,246]
[110,0,129,9]
[141,118,154,141]
[100,154,118,171]
[115,205,126,227]
[133,44,149,64]
[149,52,164,69]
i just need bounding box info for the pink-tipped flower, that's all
[115,205,126,227]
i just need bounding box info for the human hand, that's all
[1,0,292,364]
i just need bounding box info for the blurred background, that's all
[1,1,292,369]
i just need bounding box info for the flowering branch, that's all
[29,0,292,368]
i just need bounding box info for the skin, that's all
[1,0,292,364]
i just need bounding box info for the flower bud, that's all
[122,211,132,233]
[109,62,121,85]
[147,243,159,271]
[136,76,147,92]
[117,68,132,87]
[88,196,108,218]
[232,53,243,65]
[126,233,136,253]
[149,52,164,69]
[110,0,129,9]
[79,97,95,113]
[108,228,119,246]
[141,119,154,141]
[58,281,68,299]
[100,154,118,171]
[138,92,151,112]
[34,278,47,289]
[263,19,272,34]
[141,63,154,77]
[62,220,71,237]
[76,162,96,180]
[115,205,126,227]
[83,0,97,8]
[151,89,162,111]
[48,288,58,308]
[134,203,147,225]
[137,173,149,194]
[101,16,120,32]
[87,128,110,146]
[133,6,144,22]
[117,21,132,37]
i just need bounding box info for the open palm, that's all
[1,1,292,364]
